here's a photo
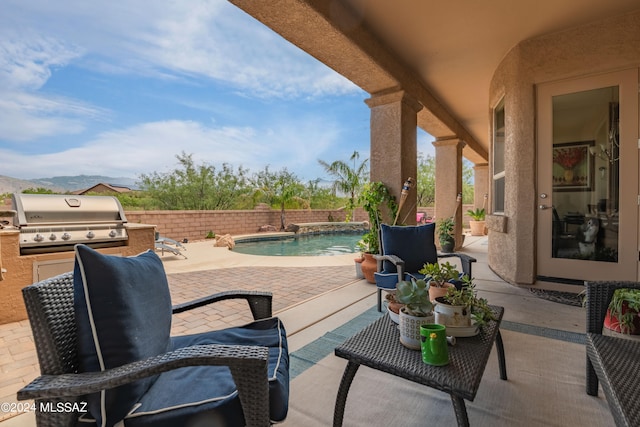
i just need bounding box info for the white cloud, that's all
[0,1,366,180]
[1,0,358,98]
[119,0,358,98]
[0,33,83,90]
[0,30,104,141]
[0,117,346,180]
[0,0,360,145]
[0,90,108,142]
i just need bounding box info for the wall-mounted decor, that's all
[552,140,594,191]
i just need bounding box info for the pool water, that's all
[233,233,363,256]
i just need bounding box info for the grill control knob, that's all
[109,230,117,238]
[62,233,71,241]
[34,233,44,242]
[49,234,57,241]
[86,231,95,239]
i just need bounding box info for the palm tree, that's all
[251,166,305,230]
[318,151,369,220]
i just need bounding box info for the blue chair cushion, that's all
[374,271,401,290]
[380,223,437,273]
[123,317,289,427]
[73,245,172,427]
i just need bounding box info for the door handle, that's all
[539,204,550,210]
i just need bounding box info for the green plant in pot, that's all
[419,261,460,302]
[359,181,398,254]
[467,207,486,236]
[436,216,455,252]
[395,278,435,349]
[435,276,496,329]
[467,208,486,221]
[604,288,640,335]
[357,182,398,283]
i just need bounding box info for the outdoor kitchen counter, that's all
[0,224,156,325]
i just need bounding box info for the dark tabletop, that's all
[335,306,504,401]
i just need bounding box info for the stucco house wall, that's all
[488,11,640,285]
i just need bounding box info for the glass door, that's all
[536,69,638,282]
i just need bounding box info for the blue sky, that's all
[0,0,434,183]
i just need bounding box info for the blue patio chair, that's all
[374,223,476,311]
[17,244,289,427]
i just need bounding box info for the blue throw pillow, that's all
[74,245,172,427]
[379,223,438,273]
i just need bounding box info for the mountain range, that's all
[0,175,139,194]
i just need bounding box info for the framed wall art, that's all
[552,140,594,191]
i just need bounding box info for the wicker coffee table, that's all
[333,306,506,427]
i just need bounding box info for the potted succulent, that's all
[395,278,435,349]
[436,217,456,252]
[604,288,640,336]
[467,207,486,236]
[358,182,398,283]
[419,261,460,302]
[435,277,496,329]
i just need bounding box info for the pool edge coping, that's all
[233,222,368,244]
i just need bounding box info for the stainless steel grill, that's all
[12,193,128,254]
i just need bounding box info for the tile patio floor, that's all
[0,235,585,425]
[0,242,363,424]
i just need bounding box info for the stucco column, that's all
[473,163,489,209]
[365,90,423,224]
[433,137,465,249]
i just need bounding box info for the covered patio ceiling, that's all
[230,0,640,164]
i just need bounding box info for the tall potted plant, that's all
[436,217,455,252]
[358,182,397,283]
[395,278,435,349]
[467,207,486,236]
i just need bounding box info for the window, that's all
[492,98,505,213]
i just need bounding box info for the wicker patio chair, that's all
[585,280,640,427]
[17,245,289,427]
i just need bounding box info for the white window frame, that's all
[492,98,505,214]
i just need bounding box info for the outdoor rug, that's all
[284,307,613,427]
[528,288,583,307]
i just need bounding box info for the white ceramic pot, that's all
[398,307,435,350]
[387,305,399,324]
[434,301,472,327]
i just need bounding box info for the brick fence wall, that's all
[124,205,474,242]
[125,207,365,242]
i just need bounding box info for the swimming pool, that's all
[233,232,363,256]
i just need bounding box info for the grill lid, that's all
[12,193,129,252]
[12,193,127,227]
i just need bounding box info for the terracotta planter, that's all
[428,283,454,302]
[360,253,377,284]
[398,307,435,350]
[385,293,403,314]
[469,220,486,236]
